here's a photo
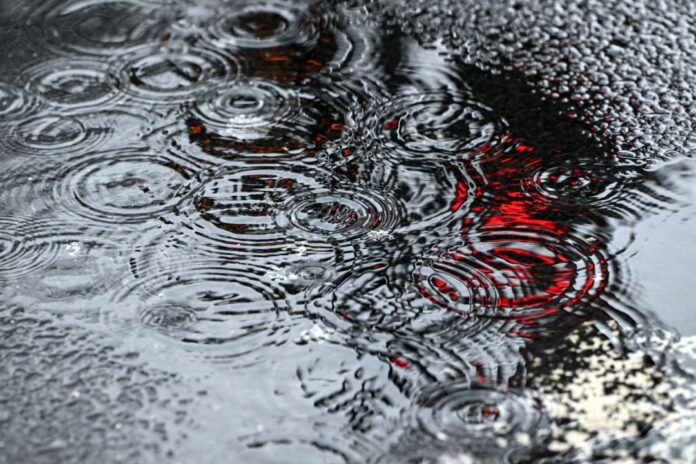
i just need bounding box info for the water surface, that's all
[2,0,696,462]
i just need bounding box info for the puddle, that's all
[2,0,696,462]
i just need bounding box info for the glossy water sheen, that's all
[2,0,696,463]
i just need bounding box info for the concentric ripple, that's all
[0,215,63,281]
[1,114,98,157]
[396,384,548,460]
[304,255,528,386]
[139,303,198,331]
[202,0,322,51]
[275,186,404,242]
[180,0,389,82]
[183,166,334,256]
[0,83,40,121]
[7,236,127,312]
[304,259,482,334]
[112,44,238,105]
[54,146,199,225]
[190,79,302,140]
[521,157,626,209]
[26,0,172,57]
[363,91,507,163]
[110,261,293,364]
[184,79,348,159]
[0,109,158,213]
[413,229,608,322]
[341,159,476,236]
[0,107,153,158]
[18,59,119,110]
[416,386,546,439]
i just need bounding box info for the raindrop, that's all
[180,79,351,160]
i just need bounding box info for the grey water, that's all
[2,0,696,463]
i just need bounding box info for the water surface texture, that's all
[2,0,696,463]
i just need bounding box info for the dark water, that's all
[2,0,696,463]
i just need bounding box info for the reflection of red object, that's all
[450,180,469,212]
[420,134,608,335]
[481,405,500,419]
[384,118,399,131]
[390,357,411,369]
[480,139,606,320]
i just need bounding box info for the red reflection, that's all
[422,133,608,334]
